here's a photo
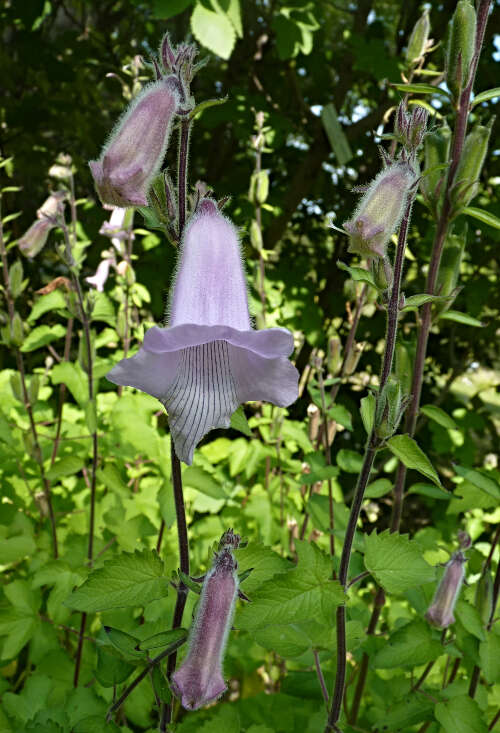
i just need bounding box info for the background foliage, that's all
[0,1,499,732]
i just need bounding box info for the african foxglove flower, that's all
[89,77,179,207]
[343,162,416,258]
[86,258,113,292]
[171,542,239,710]
[107,198,299,463]
[425,550,466,628]
[99,206,132,253]
[18,218,55,258]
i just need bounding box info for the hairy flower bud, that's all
[171,545,239,710]
[343,162,415,259]
[435,231,466,315]
[375,377,404,440]
[17,218,55,258]
[420,123,451,217]
[426,550,466,628]
[406,9,430,65]
[452,123,491,212]
[446,0,477,100]
[89,77,179,207]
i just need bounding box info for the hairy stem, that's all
[326,192,414,731]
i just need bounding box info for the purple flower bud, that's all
[107,198,299,463]
[425,551,466,629]
[17,218,55,258]
[171,547,238,710]
[343,162,416,259]
[89,77,179,208]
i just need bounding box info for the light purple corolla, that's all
[107,198,299,463]
[425,550,466,628]
[170,539,239,710]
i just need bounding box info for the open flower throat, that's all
[162,340,238,463]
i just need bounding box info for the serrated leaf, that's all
[66,551,168,612]
[439,310,484,327]
[337,261,378,288]
[374,619,443,669]
[253,624,310,658]
[191,2,236,59]
[20,324,67,352]
[387,434,442,486]
[364,530,435,594]
[230,405,253,437]
[472,87,500,106]
[28,290,68,323]
[463,206,500,229]
[237,542,344,631]
[435,696,487,733]
[455,600,486,641]
[234,543,291,594]
[453,465,500,498]
[420,404,458,430]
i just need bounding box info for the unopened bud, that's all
[420,123,452,216]
[89,77,179,207]
[343,162,416,258]
[446,0,477,100]
[249,170,269,205]
[9,260,24,300]
[307,403,320,442]
[28,375,40,405]
[327,335,342,376]
[395,103,428,151]
[375,378,403,439]
[475,568,493,628]
[395,341,414,396]
[37,191,66,218]
[457,530,471,549]
[171,537,239,710]
[343,341,364,376]
[452,123,491,212]
[435,231,466,311]
[49,154,73,180]
[406,9,430,65]
[17,218,55,258]
[78,330,95,373]
[371,257,392,291]
[250,219,263,251]
[10,311,24,347]
[10,372,23,402]
[425,550,466,628]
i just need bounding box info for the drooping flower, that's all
[86,258,113,292]
[107,198,299,463]
[18,218,55,258]
[425,550,466,628]
[171,535,240,710]
[89,76,179,208]
[343,162,416,259]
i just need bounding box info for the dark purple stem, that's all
[326,192,415,731]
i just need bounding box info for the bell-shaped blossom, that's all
[107,199,299,463]
[343,162,416,259]
[99,206,132,253]
[18,218,55,258]
[425,550,466,628]
[89,77,179,208]
[86,257,113,292]
[171,543,239,710]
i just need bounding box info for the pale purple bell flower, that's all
[89,77,179,208]
[99,206,132,253]
[425,550,466,628]
[107,198,299,464]
[170,545,239,710]
[86,257,113,292]
[18,218,55,258]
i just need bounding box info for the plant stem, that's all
[316,358,335,558]
[0,196,58,557]
[177,119,191,235]
[313,649,329,706]
[325,192,414,732]
[488,709,500,731]
[50,317,74,466]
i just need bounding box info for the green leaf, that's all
[455,600,486,641]
[153,0,193,19]
[453,464,500,498]
[360,393,376,435]
[321,103,352,166]
[234,543,291,595]
[28,290,68,323]
[463,205,500,229]
[191,1,236,59]
[387,434,442,486]
[46,455,84,481]
[407,482,452,500]
[328,404,353,431]
[364,478,392,499]
[103,627,145,659]
[392,82,450,97]
[230,405,253,437]
[337,261,378,288]
[20,324,66,352]
[253,624,310,658]
[183,465,227,499]
[374,620,443,669]
[479,630,500,684]
[237,541,344,632]
[137,627,188,651]
[301,465,340,485]
[336,449,363,474]
[373,697,434,730]
[364,530,435,594]
[96,647,135,687]
[472,87,500,106]
[190,95,228,120]
[91,292,116,325]
[66,551,168,612]
[401,293,452,310]
[439,310,484,327]
[435,696,487,733]
[420,404,458,430]
[51,361,88,406]
[0,533,36,564]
